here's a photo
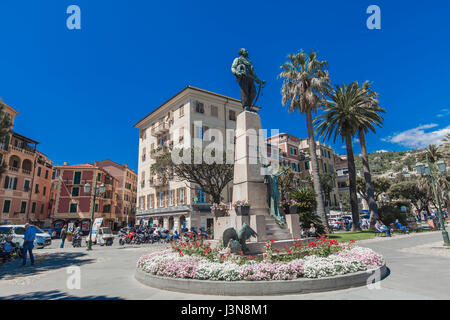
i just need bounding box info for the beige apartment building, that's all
[134,86,243,232]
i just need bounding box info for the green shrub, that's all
[290,188,325,235]
[378,201,410,226]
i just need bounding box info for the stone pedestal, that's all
[285,214,301,239]
[232,111,269,217]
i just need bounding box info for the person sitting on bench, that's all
[393,219,408,233]
[375,220,391,237]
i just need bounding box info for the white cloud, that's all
[383,123,450,148]
[436,108,450,118]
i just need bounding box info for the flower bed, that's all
[136,237,383,281]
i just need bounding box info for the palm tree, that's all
[424,144,443,163]
[356,81,386,229]
[279,50,331,230]
[314,82,381,231]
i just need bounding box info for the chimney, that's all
[63,161,68,166]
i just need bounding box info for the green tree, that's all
[277,166,296,201]
[320,172,335,207]
[314,82,379,231]
[388,181,432,213]
[356,176,392,203]
[279,50,331,230]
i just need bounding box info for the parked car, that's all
[0,225,52,249]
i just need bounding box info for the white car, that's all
[0,225,52,249]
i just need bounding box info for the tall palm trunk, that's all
[306,110,329,231]
[345,133,361,231]
[359,130,379,229]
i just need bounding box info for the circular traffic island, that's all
[135,238,387,296]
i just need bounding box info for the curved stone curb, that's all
[135,261,387,296]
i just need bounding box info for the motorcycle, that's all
[72,233,82,247]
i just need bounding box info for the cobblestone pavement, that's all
[0,231,448,300]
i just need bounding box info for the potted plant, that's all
[233,200,250,216]
[279,199,298,214]
[210,202,229,217]
[66,231,73,241]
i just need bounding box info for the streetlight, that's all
[415,155,449,246]
[84,179,106,251]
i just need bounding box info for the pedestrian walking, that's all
[22,223,36,266]
[60,225,67,248]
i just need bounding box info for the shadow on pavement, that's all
[0,252,95,280]
[0,290,123,300]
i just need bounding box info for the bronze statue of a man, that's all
[231,48,265,111]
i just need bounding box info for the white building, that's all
[134,86,243,232]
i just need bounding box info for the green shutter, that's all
[13,178,17,190]
[4,176,9,189]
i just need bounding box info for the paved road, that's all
[0,231,449,300]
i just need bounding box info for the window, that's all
[3,200,11,213]
[35,184,39,194]
[43,187,47,196]
[324,163,327,173]
[74,171,81,184]
[97,173,101,182]
[142,148,146,162]
[196,102,204,114]
[31,202,36,213]
[195,126,204,139]
[24,180,30,191]
[211,105,218,117]
[95,204,99,212]
[40,204,44,214]
[196,188,206,203]
[328,151,331,158]
[139,196,145,209]
[37,167,41,177]
[179,188,185,204]
[72,187,79,197]
[20,201,27,213]
[169,190,174,206]
[229,110,236,121]
[70,203,78,213]
[150,194,154,208]
[159,192,164,207]
[4,176,17,190]
[179,105,184,117]
[45,170,49,179]
[305,161,310,170]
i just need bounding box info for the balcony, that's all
[150,145,168,159]
[151,122,170,137]
[10,145,35,156]
[9,166,19,172]
[22,169,31,175]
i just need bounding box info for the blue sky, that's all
[0,0,449,171]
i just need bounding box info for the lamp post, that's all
[84,176,106,251]
[415,155,449,246]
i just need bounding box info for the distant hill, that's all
[354,149,424,176]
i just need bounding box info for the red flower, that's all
[308,241,317,247]
[270,239,275,243]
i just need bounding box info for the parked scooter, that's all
[72,233,82,247]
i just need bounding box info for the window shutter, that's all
[176,188,179,205]
[4,176,9,189]
[13,178,17,190]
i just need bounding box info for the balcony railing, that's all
[150,145,168,159]
[151,122,170,137]
[22,169,31,175]
[9,166,19,172]
[10,145,35,156]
